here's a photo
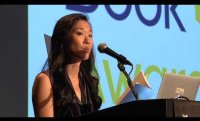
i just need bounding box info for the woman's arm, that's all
[32,73,54,117]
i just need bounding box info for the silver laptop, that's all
[157,72,200,100]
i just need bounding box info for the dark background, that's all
[0,5,27,117]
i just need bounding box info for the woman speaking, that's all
[32,13,102,117]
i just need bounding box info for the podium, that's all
[83,99,200,117]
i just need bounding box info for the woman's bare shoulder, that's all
[35,70,50,81]
[32,70,52,96]
[32,70,54,117]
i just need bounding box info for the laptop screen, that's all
[157,72,200,100]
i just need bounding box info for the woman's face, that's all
[66,20,93,61]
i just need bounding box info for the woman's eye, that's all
[89,34,93,38]
[76,32,83,35]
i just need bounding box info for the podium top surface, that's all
[82,99,200,117]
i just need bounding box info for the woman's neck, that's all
[65,62,81,82]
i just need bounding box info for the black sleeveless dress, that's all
[50,70,101,117]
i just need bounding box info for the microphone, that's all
[98,43,132,66]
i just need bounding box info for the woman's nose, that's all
[83,35,90,44]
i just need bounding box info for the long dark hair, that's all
[43,13,102,113]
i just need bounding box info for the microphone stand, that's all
[117,62,139,101]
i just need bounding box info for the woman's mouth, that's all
[82,48,90,52]
[83,48,90,52]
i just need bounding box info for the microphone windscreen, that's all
[97,43,107,53]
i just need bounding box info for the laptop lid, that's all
[157,72,200,100]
